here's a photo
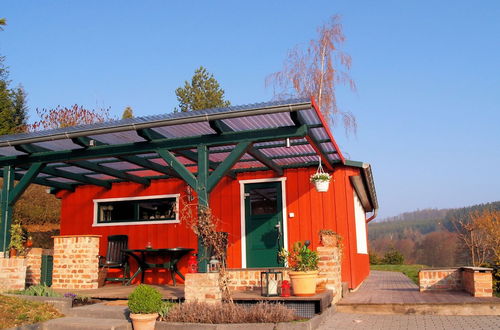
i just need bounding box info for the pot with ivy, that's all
[128,284,163,330]
[279,240,319,296]
[310,172,332,192]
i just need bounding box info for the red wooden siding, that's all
[59,166,369,288]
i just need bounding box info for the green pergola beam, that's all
[9,162,46,204]
[72,136,179,178]
[207,142,251,192]
[0,170,77,191]
[209,119,283,175]
[156,149,197,189]
[0,125,309,167]
[38,166,111,189]
[137,128,236,179]
[0,166,15,253]
[13,142,150,186]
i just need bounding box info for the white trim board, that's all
[239,177,288,268]
[92,193,180,227]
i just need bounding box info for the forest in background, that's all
[368,201,500,267]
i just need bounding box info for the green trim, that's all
[207,142,251,192]
[156,149,197,189]
[196,145,209,273]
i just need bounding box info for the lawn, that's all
[0,294,63,328]
[370,264,427,285]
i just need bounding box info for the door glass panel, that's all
[250,187,277,215]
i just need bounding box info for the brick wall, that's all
[0,256,27,291]
[227,268,290,292]
[418,268,462,292]
[51,235,101,290]
[185,273,221,303]
[419,267,493,297]
[25,248,53,286]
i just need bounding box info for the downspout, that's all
[366,208,377,223]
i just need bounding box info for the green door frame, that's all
[239,178,288,268]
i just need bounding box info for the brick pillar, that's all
[317,246,342,303]
[462,267,493,297]
[185,273,222,303]
[52,235,101,290]
[0,255,27,291]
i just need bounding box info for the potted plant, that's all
[319,229,342,247]
[128,284,163,330]
[279,241,319,296]
[9,223,25,257]
[310,172,332,192]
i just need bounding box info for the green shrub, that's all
[158,301,176,318]
[382,248,405,265]
[369,253,381,265]
[128,284,163,314]
[17,285,61,297]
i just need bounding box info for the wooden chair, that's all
[98,235,130,285]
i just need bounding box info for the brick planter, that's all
[0,256,27,291]
[419,267,493,297]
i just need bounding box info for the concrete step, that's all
[66,303,129,320]
[42,317,131,330]
[336,302,500,316]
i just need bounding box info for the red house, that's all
[0,98,377,290]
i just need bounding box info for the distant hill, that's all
[369,201,500,241]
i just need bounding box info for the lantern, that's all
[209,256,220,273]
[260,269,283,297]
[281,280,291,297]
[188,253,198,273]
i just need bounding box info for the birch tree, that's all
[267,15,356,132]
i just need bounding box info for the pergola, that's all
[0,98,349,258]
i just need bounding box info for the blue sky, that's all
[2,1,499,218]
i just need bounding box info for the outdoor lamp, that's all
[260,269,283,297]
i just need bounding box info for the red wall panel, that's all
[59,166,370,288]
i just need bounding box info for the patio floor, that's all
[339,270,500,304]
[336,270,500,315]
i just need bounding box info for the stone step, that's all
[66,303,129,320]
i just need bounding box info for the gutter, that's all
[344,160,379,222]
[0,102,312,148]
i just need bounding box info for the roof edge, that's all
[344,160,379,212]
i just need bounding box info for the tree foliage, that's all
[267,15,356,132]
[29,104,111,131]
[122,106,134,119]
[175,66,230,112]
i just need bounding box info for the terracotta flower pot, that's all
[129,313,158,330]
[289,270,319,296]
[9,247,17,258]
[320,234,338,247]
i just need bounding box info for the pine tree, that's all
[175,66,230,112]
[122,106,134,119]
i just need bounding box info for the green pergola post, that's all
[0,166,15,255]
[197,145,209,272]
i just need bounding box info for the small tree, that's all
[29,105,111,131]
[122,106,134,119]
[175,66,230,112]
[267,15,356,132]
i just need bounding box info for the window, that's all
[93,194,179,226]
[353,190,368,254]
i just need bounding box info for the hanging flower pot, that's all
[310,158,332,192]
[310,173,332,192]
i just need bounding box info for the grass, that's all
[370,264,427,285]
[0,294,63,328]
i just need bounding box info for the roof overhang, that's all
[0,98,348,192]
[346,160,379,220]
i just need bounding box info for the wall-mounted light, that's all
[285,138,291,148]
[89,139,96,147]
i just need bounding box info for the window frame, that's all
[92,194,180,227]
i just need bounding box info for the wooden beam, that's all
[156,149,197,189]
[207,142,251,192]
[9,162,46,204]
